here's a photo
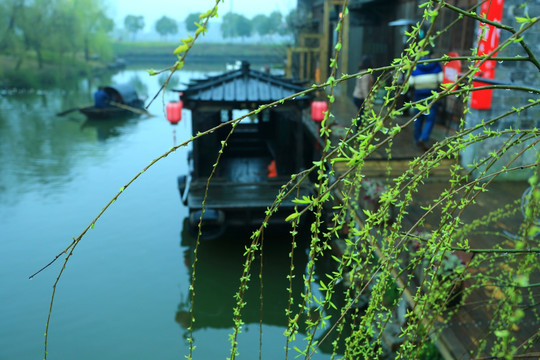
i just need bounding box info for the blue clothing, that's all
[414,100,438,143]
[94,89,111,108]
[410,58,443,143]
[410,60,443,97]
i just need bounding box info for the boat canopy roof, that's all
[177,61,313,110]
[104,83,139,104]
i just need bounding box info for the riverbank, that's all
[0,54,121,89]
[0,41,289,89]
[112,41,289,67]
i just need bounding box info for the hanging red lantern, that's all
[166,101,183,125]
[311,101,327,122]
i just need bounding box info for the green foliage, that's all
[252,14,273,37]
[36,0,540,359]
[284,9,302,38]
[124,14,145,40]
[0,0,113,80]
[221,12,253,39]
[185,12,204,32]
[155,16,178,38]
[252,11,286,38]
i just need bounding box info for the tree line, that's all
[0,0,113,70]
[124,10,296,40]
[0,0,294,74]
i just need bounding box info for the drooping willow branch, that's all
[145,0,223,109]
[435,0,540,71]
[35,0,540,358]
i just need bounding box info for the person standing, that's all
[352,56,374,123]
[409,51,443,150]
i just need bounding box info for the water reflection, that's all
[126,73,149,100]
[178,220,309,331]
[0,92,142,202]
[158,72,181,90]
[176,217,365,358]
[80,117,140,141]
[0,67,208,360]
[0,92,89,199]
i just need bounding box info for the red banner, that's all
[443,51,462,91]
[470,0,505,110]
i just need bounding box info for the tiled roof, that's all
[180,61,312,109]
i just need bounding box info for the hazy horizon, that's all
[109,0,296,29]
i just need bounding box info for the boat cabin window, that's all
[220,109,264,125]
[193,107,313,180]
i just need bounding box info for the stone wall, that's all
[461,0,540,180]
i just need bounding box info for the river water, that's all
[0,67,334,360]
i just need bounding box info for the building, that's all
[288,0,539,179]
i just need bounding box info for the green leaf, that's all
[174,61,184,71]
[199,9,212,19]
[173,44,190,55]
[292,196,312,204]
[515,274,529,287]
[181,35,194,45]
[195,25,207,36]
[285,212,300,222]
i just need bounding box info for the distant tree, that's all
[184,12,203,32]
[252,11,284,39]
[124,15,145,40]
[268,11,283,34]
[18,3,51,68]
[236,14,252,39]
[155,16,178,38]
[0,0,24,53]
[0,0,113,69]
[221,12,251,40]
[220,13,237,39]
[284,9,300,37]
[252,14,272,37]
[72,0,114,61]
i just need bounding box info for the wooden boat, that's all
[80,83,145,119]
[174,61,321,239]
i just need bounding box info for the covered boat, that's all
[174,61,320,238]
[80,83,145,119]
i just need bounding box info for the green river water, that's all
[0,67,335,360]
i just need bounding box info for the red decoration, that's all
[443,52,462,91]
[267,160,277,178]
[311,101,328,122]
[470,0,505,110]
[166,101,183,125]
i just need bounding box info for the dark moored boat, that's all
[81,83,145,119]
[175,61,321,239]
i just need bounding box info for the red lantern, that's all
[311,101,327,122]
[166,101,183,125]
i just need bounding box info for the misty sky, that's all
[109,0,296,28]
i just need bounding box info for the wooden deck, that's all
[188,157,312,210]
